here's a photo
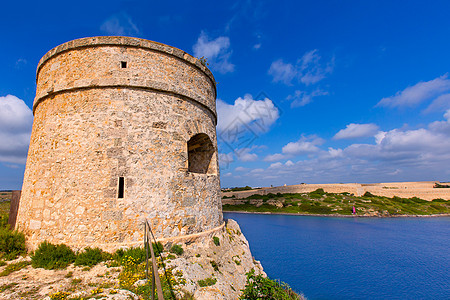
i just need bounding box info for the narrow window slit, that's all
[121,61,127,68]
[118,177,124,198]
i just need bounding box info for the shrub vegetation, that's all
[198,277,217,287]
[223,189,450,216]
[170,244,184,256]
[240,269,303,300]
[75,247,111,267]
[31,241,76,269]
[0,261,31,276]
[0,227,26,260]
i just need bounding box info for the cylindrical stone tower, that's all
[16,36,223,250]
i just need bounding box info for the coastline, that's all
[223,210,450,218]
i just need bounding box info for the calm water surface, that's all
[224,212,450,300]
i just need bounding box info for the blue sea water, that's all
[224,213,450,300]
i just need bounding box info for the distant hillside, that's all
[222,181,450,201]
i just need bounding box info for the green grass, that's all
[223,189,450,216]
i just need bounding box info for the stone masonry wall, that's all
[16,37,223,251]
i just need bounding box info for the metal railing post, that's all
[145,221,164,300]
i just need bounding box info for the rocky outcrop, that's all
[0,219,263,299]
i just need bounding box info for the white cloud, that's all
[249,168,264,174]
[424,93,450,113]
[268,59,296,85]
[235,147,258,162]
[100,13,141,36]
[237,110,450,187]
[262,136,324,163]
[377,74,450,109]
[268,49,334,86]
[234,166,248,172]
[328,148,343,158]
[269,162,283,169]
[282,135,324,155]
[216,94,279,133]
[0,95,33,164]
[333,123,380,140]
[193,31,234,74]
[218,152,234,168]
[285,160,294,166]
[263,153,286,162]
[298,50,334,86]
[287,89,329,107]
[427,108,450,135]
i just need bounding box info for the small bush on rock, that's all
[31,241,76,269]
[198,277,217,287]
[213,236,220,246]
[240,269,303,300]
[0,261,31,276]
[75,247,111,267]
[152,242,164,256]
[0,214,8,229]
[0,227,26,260]
[114,247,147,265]
[170,244,184,256]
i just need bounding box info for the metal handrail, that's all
[144,221,164,300]
[144,220,177,300]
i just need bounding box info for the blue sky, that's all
[1,0,450,189]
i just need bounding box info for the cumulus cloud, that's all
[428,109,450,134]
[0,95,33,164]
[268,49,334,86]
[193,31,234,74]
[262,136,323,162]
[234,166,248,172]
[263,153,286,162]
[377,74,450,109]
[285,160,294,166]
[235,147,258,162]
[333,123,380,140]
[282,135,324,155]
[100,12,141,36]
[287,89,329,107]
[216,94,279,133]
[328,148,343,158]
[269,162,283,169]
[244,110,450,187]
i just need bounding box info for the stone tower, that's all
[16,36,223,251]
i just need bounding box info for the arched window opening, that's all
[188,133,214,174]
